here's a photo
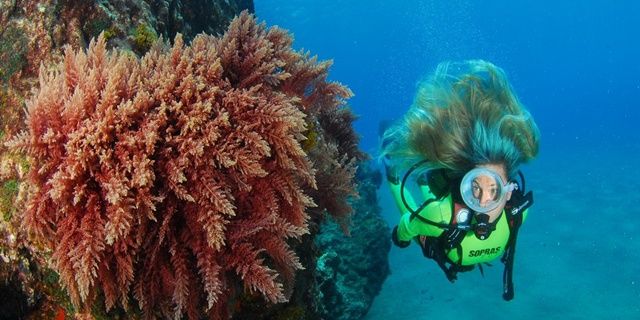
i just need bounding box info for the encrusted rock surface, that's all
[314,163,391,320]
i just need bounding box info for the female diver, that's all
[381,60,540,300]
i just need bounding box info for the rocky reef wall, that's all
[0,1,391,319]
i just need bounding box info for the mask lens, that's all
[460,168,507,213]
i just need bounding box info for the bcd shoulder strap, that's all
[501,183,534,301]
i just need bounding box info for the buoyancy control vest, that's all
[388,165,533,301]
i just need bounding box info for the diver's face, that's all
[474,163,511,221]
[472,174,499,207]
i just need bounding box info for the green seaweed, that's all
[19,156,30,173]
[131,23,158,54]
[102,26,119,41]
[1,179,19,221]
[85,18,114,41]
[0,26,28,84]
[302,121,319,152]
[273,306,306,320]
[42,269,77,317]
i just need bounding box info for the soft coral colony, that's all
[10,12,362,319]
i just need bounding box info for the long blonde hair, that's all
[382,60,540,178]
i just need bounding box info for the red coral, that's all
[12,12,357,319]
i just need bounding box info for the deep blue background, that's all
[253,1,640,319]
[255,0,640,158]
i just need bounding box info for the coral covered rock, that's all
[1,7,254,315]
[0,0,253,147]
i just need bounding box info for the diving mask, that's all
[460,167,516,213]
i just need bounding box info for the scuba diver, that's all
[381,60,540,301]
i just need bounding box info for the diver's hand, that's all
[392,226,410,248]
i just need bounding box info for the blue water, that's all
[255,1,640,319]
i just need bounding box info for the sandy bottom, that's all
[365,147,640,319]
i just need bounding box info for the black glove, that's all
[392,226,410,248]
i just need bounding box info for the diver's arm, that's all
[388,177,419,216]
[396,205,447,241]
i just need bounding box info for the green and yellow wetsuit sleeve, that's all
[389,180,450,242]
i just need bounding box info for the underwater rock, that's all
[314,163,391,320]
[149,0,255,41]
[231,162,391,320]
[1,1,392,318]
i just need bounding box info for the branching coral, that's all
[9,11,359,319]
